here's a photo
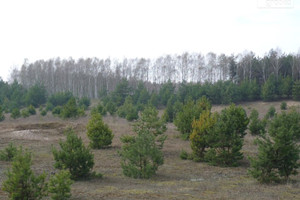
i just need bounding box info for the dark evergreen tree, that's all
[25,84,47,107]
[2,148,48,199]
[86,113,114,149]
[249,126,300,183]
[262,75,277,101]
[249,109,267,136]
[205,104,249,166]
[111,79,131,106]
[52,129,95,179]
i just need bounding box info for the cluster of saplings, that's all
[177,97,299,183]
[0,82,91,120]
[0,105,167,199]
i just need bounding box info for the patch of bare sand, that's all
[7,130,50,141]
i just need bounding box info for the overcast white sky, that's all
[0,0,299,81]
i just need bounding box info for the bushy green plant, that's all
[52,106,62,115]
[21,109,30,118]
[78,97,90,110]
[105,101,117,116]
[190,110,216,161]
[2,148,48,200]
[11,108,21,119]
[205,104,249,166]
[25,84,47,107]
[28,105,36,115]
[91,103,107,116]
[60,98,83,119]
[179,149,188,160]
[120,107,166,179]
[48,170,73,200]
[117,96,138,121]
[48,92,73,107]
[174,96,211,140]
[262,75,277,101]
[0,142,19,161]
[249,129,299,183]
[125,107,138,121]
[280,102,287,110]
[120,130,164,179]
[133,106,166,137]
[249,109,267,135]
[86,113,114,149]
[46,102,54,111]
[268,109,300,141]
[52,128,95,180]
[265,106,276,119]
[40,109,47,116]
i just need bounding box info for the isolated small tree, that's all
[48,170,73,200]
[28,105,36,115]
[2,148,48,200]
[120,130,164,179]
[52,129,94,179]
[249,109,266,136]
[60,97,81,119]
[40,109,47,116]
[280,102,287,110]
[0,142,19,161]
[265,106,276,119]
[190,110,216,161]
[21,109,30,118]
[87,113,114,149]
[248,135,279,183]
[11,108,21,119]
[249,128,300,183]
[120,107,166,179]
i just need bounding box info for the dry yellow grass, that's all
[0,101,299,199]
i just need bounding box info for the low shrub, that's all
[48,170,73,200]
[280,102,287,110]
[0,142,19,161]
[52,128,95,180]
[11,108,20,119]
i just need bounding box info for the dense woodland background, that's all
[2,48,300,112]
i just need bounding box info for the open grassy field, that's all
[0,101,299,200]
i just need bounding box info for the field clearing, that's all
[0,101,299,200]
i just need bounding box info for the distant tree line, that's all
[7,48,300,99]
